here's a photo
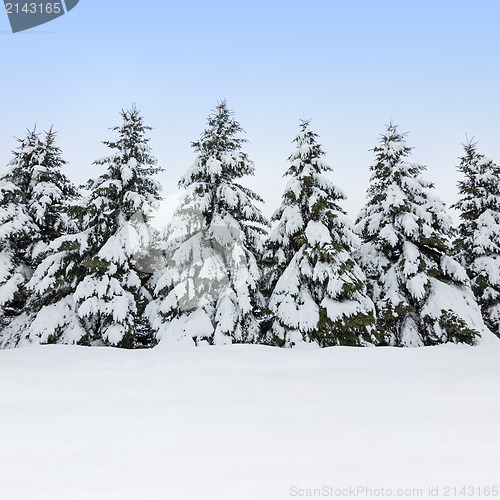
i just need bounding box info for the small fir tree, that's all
[264,120,376,347]
[356,123,485,346]
[452,140,500,338]
[147,100,268,346]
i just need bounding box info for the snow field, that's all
[0,342,499,500]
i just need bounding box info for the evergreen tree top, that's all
[84,106,163,225]
[272,119,346,227]
[175,101,267,255]
[285,119,333,177]
[453,139,500,260]
[181,100,256,189]
[191,100,248,156]
[369,122,427,187]
[266,120,353,277]
[357,122,452,252]
[9,127,46,173]
[454,139,500,218]
[1,127,79,244]
[5,127,73,196]
[93,105,160,177]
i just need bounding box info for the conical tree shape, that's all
[26,128,80,246]
[0,128,78,346]
[356,123,485,346]
[74,105,163,348]
[264,120,376,348]
[453,140,500,338]
[147,100,269,346]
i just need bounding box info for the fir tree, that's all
[0,128,78,343]
[147,100,268,346]
[263,120,376,347]
[74,105,163,348]
[26,128,80,246]
[356,123,485,346]
[452,140,500,338]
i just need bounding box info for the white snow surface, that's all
[0,343,499,500]
[305,220,331,246]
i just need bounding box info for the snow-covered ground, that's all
[1,342,499,500]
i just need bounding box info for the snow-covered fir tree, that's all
[26,128,80,246]
[10,106,163,348]
[452,140,500,338]
[0,128,78,343]
[147,100,269,346]
[356,123,486,346]
[263,120,376,347]
[73,105,162,348]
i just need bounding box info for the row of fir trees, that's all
[0,101,499,350]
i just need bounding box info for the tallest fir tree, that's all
[147,101,269,345]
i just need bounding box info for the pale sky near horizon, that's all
[1,0,499,224]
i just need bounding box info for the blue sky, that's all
[1,0,499,220]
